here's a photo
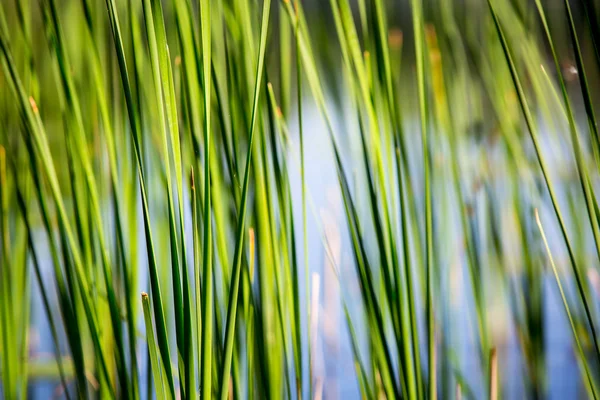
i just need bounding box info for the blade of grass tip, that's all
[218,2,271,399]
[142,293,167,399]
[411,0,434,397]
[199,0,214,395]
[487,0,600,368]
[535,209,598,399]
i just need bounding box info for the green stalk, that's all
[294,3,308,397]
[199,0,213,396]
[411,0,434,398]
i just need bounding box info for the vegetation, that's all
[0,0,600,398]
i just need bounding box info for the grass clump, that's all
[1,0,600,398]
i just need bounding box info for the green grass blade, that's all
[142,293,167,400]
[410,0,434,397]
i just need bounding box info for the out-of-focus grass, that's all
[0,0,600,398]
